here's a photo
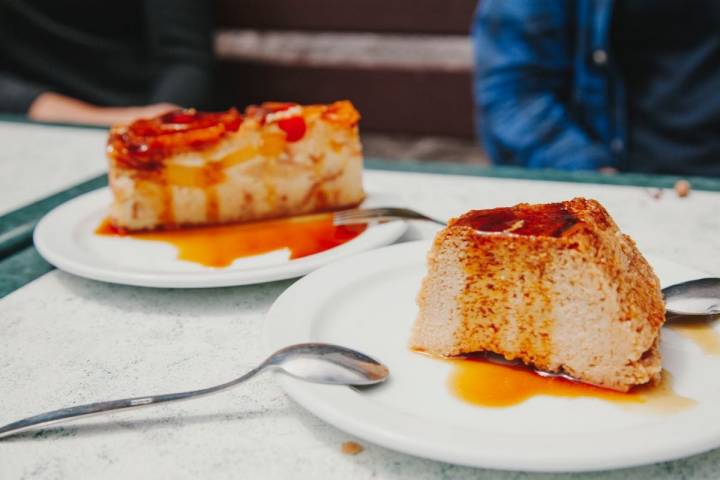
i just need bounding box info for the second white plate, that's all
[265,240,720,472]
[33,185,407,288]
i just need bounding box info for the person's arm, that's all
[143,0,213,108]
[0,73,176,125]
[28,92,177,125]
[473,0,613,170]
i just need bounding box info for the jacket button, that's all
[593,49,608,65]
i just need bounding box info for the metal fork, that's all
[333,207,446,226]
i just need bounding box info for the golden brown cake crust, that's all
[411,198,665,392]
[106,101,364,231]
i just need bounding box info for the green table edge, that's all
[365,159,720,191]
[0,246,54,299]
[0,175,108,259]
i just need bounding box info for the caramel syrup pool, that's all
[667,321,720,356]
[96,214,366,268]
[448,355,694,413]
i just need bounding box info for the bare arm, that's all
[28,92,177,126]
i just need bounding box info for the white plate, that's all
[33,187,406,288]
[265,240,720,472]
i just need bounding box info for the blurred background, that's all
[4,1,719,175]
[211,0,487,165]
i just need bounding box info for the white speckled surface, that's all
[0,122,106,215]
[1,169,720,478]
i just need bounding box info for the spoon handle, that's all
[0,365,265,440]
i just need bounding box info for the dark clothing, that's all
[613,0,720,175]
[472,0,720,176]
[0,0,213,113]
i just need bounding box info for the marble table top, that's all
[1,167,720,479]
[0,122,106,216]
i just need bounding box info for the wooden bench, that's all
[213,0,477,139]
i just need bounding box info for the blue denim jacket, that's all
[472,0,625,170]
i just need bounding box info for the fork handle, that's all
[0,365,264,440]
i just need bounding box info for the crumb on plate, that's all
[341,441,364,455]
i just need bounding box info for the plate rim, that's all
[264,240,720,472]
[33,186,407,288]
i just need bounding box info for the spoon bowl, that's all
[663,278,720,318]
[269,343,389,386]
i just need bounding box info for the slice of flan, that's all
[106,100,364,231]
[410,198,665,392]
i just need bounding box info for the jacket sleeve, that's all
[143,0,214,108]
[0,73,44,114]
[472,0,613,170]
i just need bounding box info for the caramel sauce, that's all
[109,101,358,174]
[668,321,720,356]
[454,202,579,237]
[448,355,695,413]
[160,184,175,226]
[205,188,220,223]
[95,215,366,268]
[245,102,295,123]
[108,109,243,171]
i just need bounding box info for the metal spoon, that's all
[0,343,389,440]
[663,278,720,318]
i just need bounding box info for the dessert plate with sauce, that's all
[33,186,407,288]
[265,240,720,472]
